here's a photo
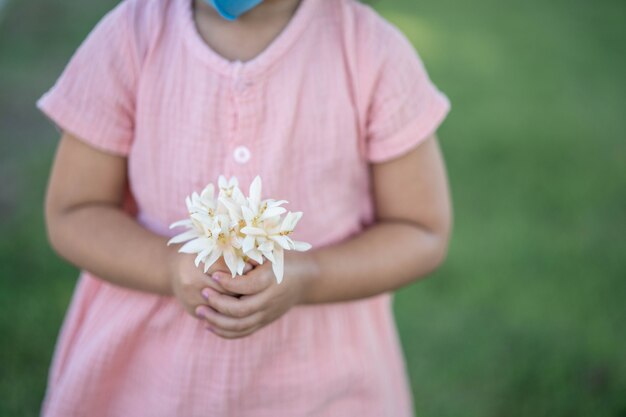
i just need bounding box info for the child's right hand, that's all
[167,249,252,318]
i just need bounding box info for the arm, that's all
[45,132,174,294]
[301,134,453,303]
[45,132,238,308]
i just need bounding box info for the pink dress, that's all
[36,0,450,415]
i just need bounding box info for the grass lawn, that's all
[1,0,624,416]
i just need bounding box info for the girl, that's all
[37,0,452,415]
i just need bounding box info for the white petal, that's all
[203,248,222,273]
[262,249,275,263]
[169,219,193,229]
[290,212,303,228]
[292,241,312,251]
[210,224,222,238]
[241,226,267,236]
[264,217,281,230]
[223,248,238,277]
[271,247,284,284]
[194,248,210,267]
[231,235,243,249]
[270,235,292,250]
[260,206,287,221]
[215,214,231,230]
[167,229,199,245]
[190,192,201,210]
[179,237,212,254]
[218,175,228,189]
[218,196,241,221]
[280,212,294,232]
[242,235,256,253]
[266,199,288,207]
[257,240,274,252]
[241,205,255,223]
[236,257,246,276]
[248,176,262,208]
[200,183,215,201]
[190,212,214,227]
[231,186,246,205]
[246,249,264,264]
[281,211,303,232]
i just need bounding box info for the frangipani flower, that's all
[167,175,311,283]
[205,213,246,276]
[241,211,311,283]
[218,175,244,200]
[193,184,215,211]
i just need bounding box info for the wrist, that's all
[162,241,182,296]
[293,250,321,305]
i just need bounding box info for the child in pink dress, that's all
[37,0,452,415]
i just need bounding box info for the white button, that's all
[233,146,251,164]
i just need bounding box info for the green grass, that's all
[1,0,625,416]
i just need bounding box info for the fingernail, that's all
[195,306,208,319]
[201,288,210,300]
[211,273,220,282]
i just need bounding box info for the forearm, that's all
[300,221,449,304]
[46,203,174,295]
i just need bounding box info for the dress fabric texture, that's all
[36,0,450,415]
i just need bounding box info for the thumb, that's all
[243,262,255,273]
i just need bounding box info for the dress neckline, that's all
[179,0,318,78]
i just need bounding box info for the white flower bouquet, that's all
[167,176,311,284]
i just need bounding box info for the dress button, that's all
[233,146,251,164]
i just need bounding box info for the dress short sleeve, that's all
[365,22,451,163]
[36,1,137,156]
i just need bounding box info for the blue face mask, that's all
[205,0,264,21]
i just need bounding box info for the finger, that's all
[204,289,265,318]
[212,269,273,296]
[204,260,230,280]
[196,269,239,296]
[200,286,239,304]
[179,278,214,315]
[185,291,211,317]
[206,263,253,279]
[199,276,231,294]
[195,305,263,333]
[205,324,261,339]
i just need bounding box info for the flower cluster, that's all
[167,175,311,284]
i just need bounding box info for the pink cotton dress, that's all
[36,0,450,415]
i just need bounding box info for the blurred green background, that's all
[1,0,625,415]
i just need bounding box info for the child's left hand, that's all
[195,252,317,339]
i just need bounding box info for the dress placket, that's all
[226,61,258,178]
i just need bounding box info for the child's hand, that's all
[167,249,252,318]
[195,252,317,339]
